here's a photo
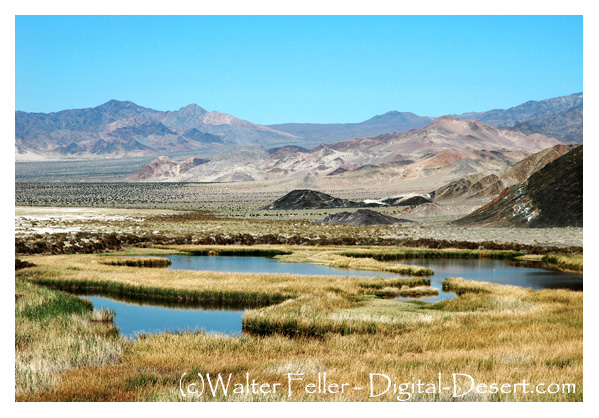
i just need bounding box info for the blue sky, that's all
[15,15,582,124]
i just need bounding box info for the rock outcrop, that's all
[318,209,416,226]
[451,146,582,227]
[263,190,359,210]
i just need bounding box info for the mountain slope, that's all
[268,111,435,144]
[451,146,582,227]
[433,144,574,203]
[128,156,209,180]
[15,100,299,160]
[135,116,559,187]
[456,93,583,142]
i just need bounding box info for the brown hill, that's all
[451,146,582,227]
[433,144,574,204]
[128,156,208,181]
[138,117,558,186]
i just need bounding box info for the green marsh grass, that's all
[15,279,126,396]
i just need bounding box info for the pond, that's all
[81,294,244,339]
[391,258,583,303]
[165,255,400,278]
[164,255,582,303]
[82,255,582,337]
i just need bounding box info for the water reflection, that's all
[81,294,244,339]
[166,255,399,278]
[391,258,582,303]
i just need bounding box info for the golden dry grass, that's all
[542,253,583,272]
[15,248,583,402]
[18,277,582,402]
[15,280,126,396]
[16,253,432,307]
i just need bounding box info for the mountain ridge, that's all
[16,92,582,161]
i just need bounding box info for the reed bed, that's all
[126,244,434,276]
[153,244,292,258]
[19,277,582,402]
[15,279,126,396]
[542,253,583,273]
[374,286,439,298]
[16,254,433,309]
[15,249,583,402]
[341,248,524,261]
[100,256,171,268]
[324,254,433,276]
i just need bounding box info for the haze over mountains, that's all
[270,92,583,144]
[15,92,582,161]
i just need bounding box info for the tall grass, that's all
[16,254,435,310]
[342,248,524,261]
[158,245,292,258]
[15,280,126,396]
[542,253,583,272]
[16,251,582,402]
[30,276,289,308]
[19,274,581,401]
[100,256,171,268]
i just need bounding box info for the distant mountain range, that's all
[130,116,559,192]
[270,92,583,143]
[15,92,582,161]
[455,92,582,142]
[15,100,299,161]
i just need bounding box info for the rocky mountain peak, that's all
[177,103,208,116]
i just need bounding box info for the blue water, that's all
[165,255,400,278]
[83,255,582,336]
[82,295,244,339]
[391,258,583,303]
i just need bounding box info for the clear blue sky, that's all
[15,15,582,124]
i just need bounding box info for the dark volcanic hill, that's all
[451,146,582,227]
[263,189,359,210]
[317,209,416,225]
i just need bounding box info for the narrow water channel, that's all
[81,255,582,337]
[392,258,582,302]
